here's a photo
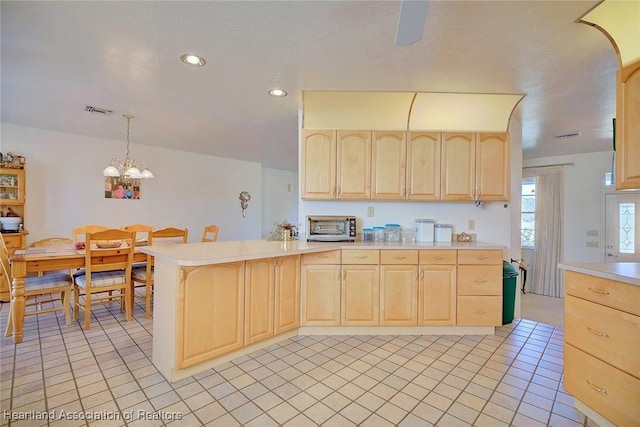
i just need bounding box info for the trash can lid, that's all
[503,260,519,277]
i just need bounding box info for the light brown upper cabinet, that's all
[302,129,371,200]
[301,130,336,199]
[442,133,476,201]
[616,59,640,190]
[441,132,510,201]
[476,133,510,201]
[337,130,371,199]
[406,132,441,201]
[371,131,406,200]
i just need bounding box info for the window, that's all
[619,202,636,254]
[521,178,536,248]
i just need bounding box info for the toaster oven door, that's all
[307,217,349,241]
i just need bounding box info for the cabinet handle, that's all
[474,279,488,284]
[355,255,368,259]
[475,310,487,315]
[586,380,608,394]
[394,256,407,260]
[317,255,329,259]
[586,326,610,338]
[419,270,424,280]
[433,256,445,260]
[475,256,488,260]
[588,287,611,295]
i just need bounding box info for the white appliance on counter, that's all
[306,215,356,242]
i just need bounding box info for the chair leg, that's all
[124,287,132,321]
[84,293,91,329]
[145,284,152,318]
[73,285,80,319]
[4,303,13,337]
[62,288,71,326]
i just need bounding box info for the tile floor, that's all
[1,297,598,427]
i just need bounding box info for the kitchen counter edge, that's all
[142,240,507,266]
[558,262,640,286]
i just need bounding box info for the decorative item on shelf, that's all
[1,152,26,169]
[268,220,299,241]
[239,191,251,217]
[103,114,154,181]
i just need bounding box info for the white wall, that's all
[262,168,299,239]
[3,124,268,244]
[523,150,614,264]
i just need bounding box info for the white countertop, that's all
[559,262,640,286]
[141,239,506,266]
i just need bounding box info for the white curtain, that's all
[530,167,564,297]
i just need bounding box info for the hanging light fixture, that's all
[103,114,154,179]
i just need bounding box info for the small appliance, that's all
[306,215,356,242]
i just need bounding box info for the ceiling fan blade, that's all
[395,0,429,46]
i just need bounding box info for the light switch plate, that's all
[367,207,375,217]
[468,219,475,230]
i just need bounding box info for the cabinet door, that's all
[476,133,510,201]
[371,131,406,200]
[177,262,245,368]
[302,130,336,199]
[407,132,441,200]
[337,130,371,199]
[341,265,379,325]
[274,255,301,335]
[419,264,456,325]
[616,59,640,190]
[441,133,475,201]
[245,259,275,345]
[301,264,341,325]
[0,168,26,204]
[380,265,417,325]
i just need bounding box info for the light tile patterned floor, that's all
[0,298,599,426]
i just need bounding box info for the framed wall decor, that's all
[104,176,140,199]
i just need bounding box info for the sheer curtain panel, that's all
[530,167,564,297]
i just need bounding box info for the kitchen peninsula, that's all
[143,239,506,382]
[559,262,640,427]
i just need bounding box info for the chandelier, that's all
[103,114,154,179]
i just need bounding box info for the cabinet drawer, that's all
[457,296,501,326]
[565,295,640,378]
[302,250,341,265]
[457,265,502,295]
[457,250,502,265]
[380,250,418,265]
[419,250,457,265]
[4,234,25,249]
[565,271,639,316]
[342,249,379,265]
[565,344,640,427]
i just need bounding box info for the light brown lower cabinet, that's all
[342,264,380,325]
[564,270,640,426]
[456,250,502,326]
[380,250,418,325]
[418,249,457,325]
[244,258,275,345]
[274,255,301,335]
[301,251,341,325]
[177,262,245,369]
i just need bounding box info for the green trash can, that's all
[502,261,519,324]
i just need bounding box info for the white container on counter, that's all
[415,219,435,242]
[434,224,453,242]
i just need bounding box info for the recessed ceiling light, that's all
[268,88,287,97]
[180,54,206,67]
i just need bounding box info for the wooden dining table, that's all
[8,245,147,344]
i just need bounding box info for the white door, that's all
[605,192,640,262]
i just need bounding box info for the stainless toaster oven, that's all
[306,215,356,242]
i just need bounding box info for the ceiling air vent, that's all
[84,105,113,116]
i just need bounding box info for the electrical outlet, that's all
[287,183,295,192]
[468,219,475,230]
[367,207,375,217]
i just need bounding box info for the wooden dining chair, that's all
[72,224,109,243]
[122,224,154,317]
[129,227,188,317]
[1,234,73,337]
[73,229,136,329]
[201,224,220,242]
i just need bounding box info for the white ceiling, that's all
[1,1,618,172]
